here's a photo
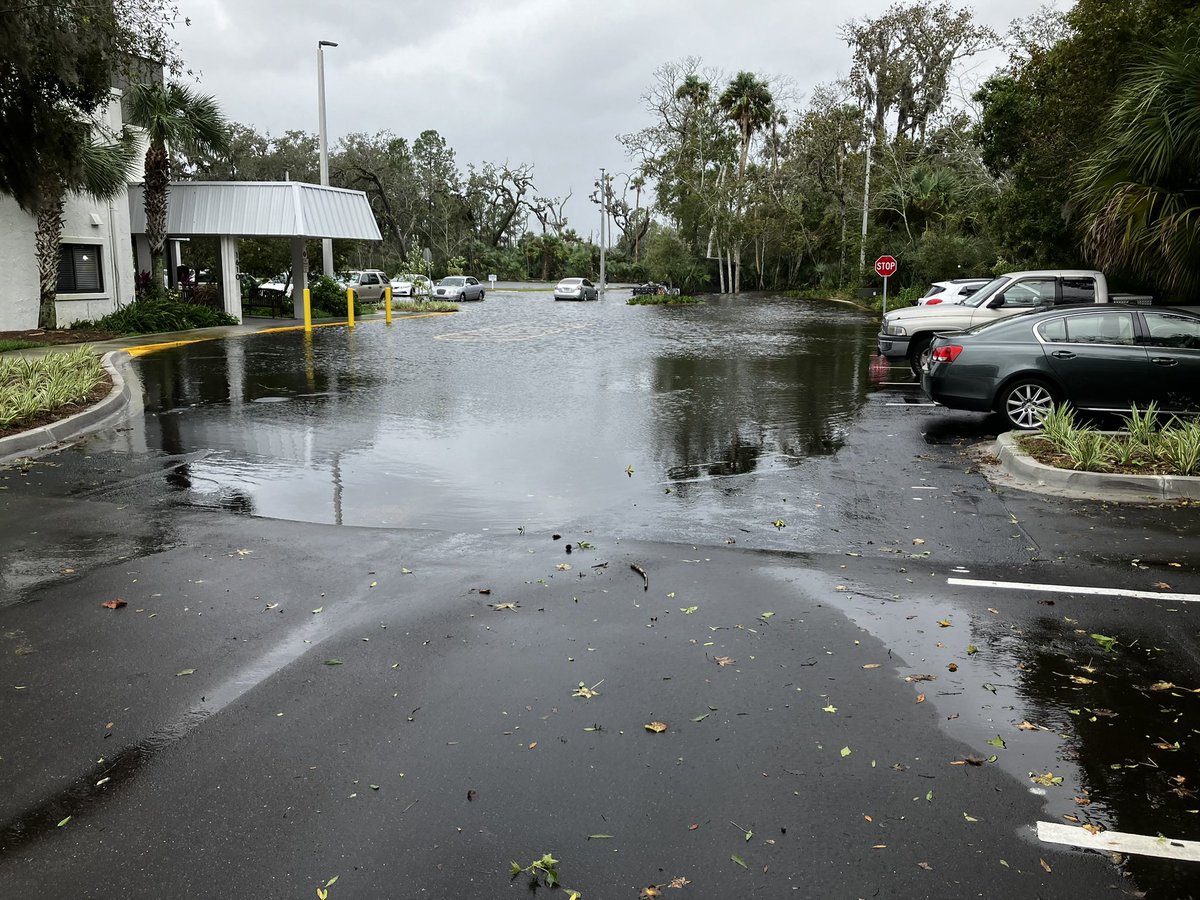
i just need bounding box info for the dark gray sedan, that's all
[922,305,1200,429]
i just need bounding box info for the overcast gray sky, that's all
[176,0,1056,237]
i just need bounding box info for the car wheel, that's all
[459,292,466,302]
[998,378,1060,430]
[478,290,485,301]
[909,336,932,376]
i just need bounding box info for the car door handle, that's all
[1050,350,1076,359]
[1150,357,1179,366]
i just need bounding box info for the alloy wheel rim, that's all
[1006,384,1053,429]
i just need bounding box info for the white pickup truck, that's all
[876,270,1152,374]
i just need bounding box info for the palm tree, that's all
[718,72,774,182]
[718,72,775,293]
[34,131,138,328]
[1074,28,1200,298]
[127,82,230,292]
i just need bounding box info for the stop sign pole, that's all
[875,255,897,314]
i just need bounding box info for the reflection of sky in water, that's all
[110,295,877,532]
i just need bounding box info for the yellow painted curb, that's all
[124,338,208,357]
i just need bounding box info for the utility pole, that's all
[598,167,606,297]
[317,40,338,277]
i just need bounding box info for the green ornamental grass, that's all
[0,348,105,429]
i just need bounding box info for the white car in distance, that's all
[916,278,991,306]
[390,274,432,297]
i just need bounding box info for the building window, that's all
[57,244,104,293]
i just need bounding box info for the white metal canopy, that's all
[128,181,381,240]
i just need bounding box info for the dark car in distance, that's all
[632,282,681,297]
[922,305,1200,429]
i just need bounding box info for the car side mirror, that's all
[987,295,1005,309]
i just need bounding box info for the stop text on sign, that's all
[875,255,897,278]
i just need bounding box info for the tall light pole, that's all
[317,40,338,277]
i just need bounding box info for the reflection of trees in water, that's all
[650,319,874,484]
[1004,615,1199,899]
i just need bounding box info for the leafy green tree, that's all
[1074,26,1200,297]
[0,0,177,209]
[128,81,231,291]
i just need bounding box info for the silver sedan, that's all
[432,276,485,301]
[553,278,599,301]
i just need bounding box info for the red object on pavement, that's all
[869,354,890,383]
[875,256,897,278]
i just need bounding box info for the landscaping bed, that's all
[1017,405,1200,476]
[0,329,120,349]
[0,348,111,438]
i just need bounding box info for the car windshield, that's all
[922,284,945,298]
[440,277,465,286]
[962,277,1009,308]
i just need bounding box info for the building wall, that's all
[0,90,136,331]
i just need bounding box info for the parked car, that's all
[346,269,390,303]
[922,305,1200,430]
[433,275,485,301]
[390,274,432,297]
[915,278,990,306]
[632,282,680,296]
[258,274,291,296]
[553,278,599,301]
[878,270,1148,375]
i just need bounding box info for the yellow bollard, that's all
[385,286,392,325]
[303,287,312,332]
[346,287,355,328]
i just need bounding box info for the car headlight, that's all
[885,324,907,336]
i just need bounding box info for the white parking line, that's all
[948,577,1200,603]
[1037,821,1200,862]
[885,402,936,407]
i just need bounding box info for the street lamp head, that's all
[319,40,338,47]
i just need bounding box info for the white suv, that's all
[916,278,990,306]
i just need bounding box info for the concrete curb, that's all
[0,351,134,465]
[994,431,1200,502]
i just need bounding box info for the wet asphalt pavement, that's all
[1,290,1198,898]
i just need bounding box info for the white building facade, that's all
[0,89,138,331]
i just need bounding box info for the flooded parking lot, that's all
[94,291,879,536]
[2,290,1198,898]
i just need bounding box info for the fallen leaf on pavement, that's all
[917,862,932,871]
[668,877,690,888]
[492,603,519,611]
[905,674,936,683]
[176,668,195,677]
[640,888,661,899]
[730,854,747,869]
[572,680,602,699]
[528,742,538,750]
[936,618,952,628]
[1082,823,1104,835]
[714,656,735,666]
[1039,858,1052,873]
[862,664,881,670]
[101,599,126,609]
[1031,771,1064,786]
[916,694,925,703]
[645,721,668,733]
[556,563,572,571]
[947,663,958,672]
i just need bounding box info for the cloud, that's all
[175,0,1049,236]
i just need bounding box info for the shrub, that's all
[74,297,237,334]
[627,295,702,306]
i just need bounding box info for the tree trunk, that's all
[35,181,66,329]
[717,243,725,293]
[143,141,171,293]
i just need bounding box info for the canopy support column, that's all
[290,237,308,320]
[218,235,242,322]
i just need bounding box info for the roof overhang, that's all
[129,181,382,240]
